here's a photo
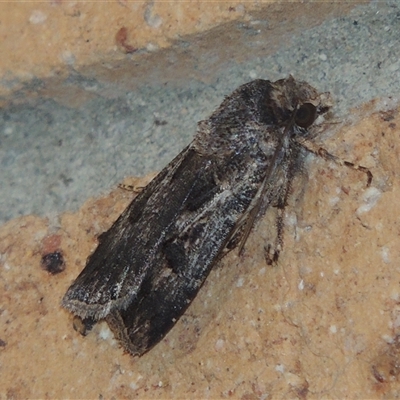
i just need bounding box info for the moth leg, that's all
[264,222,282,265]
[264,192,286,265]
[213,227,245,264]
[318,148,372,187]
[264,148,299,265]
[218,198,268,262]
[264,244,276,265]
[298,138,372,187]
[236,160,295,263]
[118,183,145,193]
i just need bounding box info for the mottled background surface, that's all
[1,1,399,224]
[1,1,400,398]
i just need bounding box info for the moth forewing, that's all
[63,77,335,356]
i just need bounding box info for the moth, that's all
[62,76,371,356]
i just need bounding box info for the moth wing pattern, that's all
[62,146,210,319]
[63,77,330,356]
[102,145,283,354]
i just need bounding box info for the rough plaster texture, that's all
[0,1,261,96]
[1,1,400,398]
[1,105,400,398]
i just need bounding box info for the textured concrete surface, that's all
[3,2,399,224]
[1,1,400,398]
[2,105,400,398]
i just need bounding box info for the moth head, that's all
[269,77,332,131]
[295,88,333,135]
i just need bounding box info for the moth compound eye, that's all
[295,103,317,128]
